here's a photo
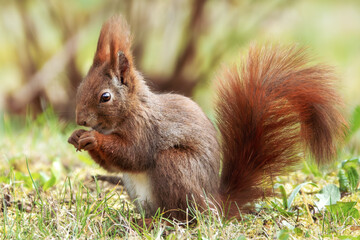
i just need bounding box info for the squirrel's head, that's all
[75,16,137,134]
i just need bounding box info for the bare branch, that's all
[6,32,81,113]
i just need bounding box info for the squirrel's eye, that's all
[100,92,111,103]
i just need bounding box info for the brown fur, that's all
[216,44,347,215]
[68,16,347,220]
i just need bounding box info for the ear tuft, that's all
[93,20,111,65]
[93,15,133,68]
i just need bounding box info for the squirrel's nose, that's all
[76,114,88,127]
[78,120,87,126]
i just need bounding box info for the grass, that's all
[1,108,360,239]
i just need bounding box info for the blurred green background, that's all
[0,0,359,146]
[1,2,360,238]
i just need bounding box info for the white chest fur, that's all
[122,172,154,214]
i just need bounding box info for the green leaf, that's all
[14,171,33,189]
[277,229,290,240]
[338,160,360,193]
[39,171,50,185]
[274,184,288,209]
[347,166,359,192]
[315,184,341,210]
[326,202,359,223]
[338,168,350,192]
[270,201,294,217]
[293,227,303,236]
[341,157,360,169]
[43,175,57,191]
[287,182,317,210]
[326,201,357,215]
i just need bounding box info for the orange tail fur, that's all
[216,45,347,213]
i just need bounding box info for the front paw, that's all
[68,129,87,150]
[78,131,98,151]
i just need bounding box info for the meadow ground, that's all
[1,108,360,239]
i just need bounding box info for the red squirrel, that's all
[68,16,347,220]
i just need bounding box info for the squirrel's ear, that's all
[93,20,111,66]
[110,50,129,84]
[93,15,133,69]
[106,16,133,84]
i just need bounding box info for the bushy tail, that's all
[216,44,347,213]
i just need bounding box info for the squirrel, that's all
[68,16,347,221]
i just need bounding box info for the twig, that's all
[7,32,81,113]
[92,175,123,186]
[301,190,314,224]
